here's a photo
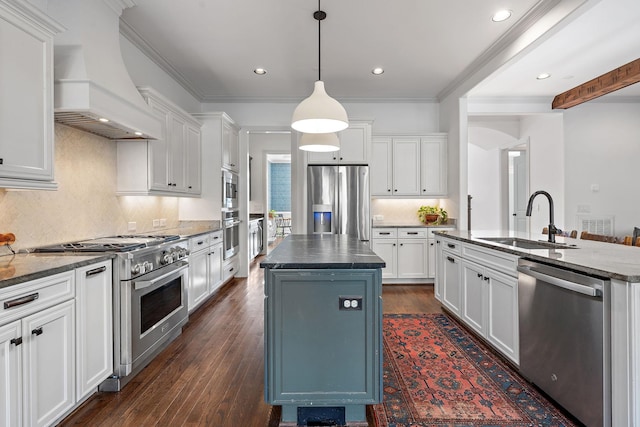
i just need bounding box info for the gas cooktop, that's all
[33,234,182,253]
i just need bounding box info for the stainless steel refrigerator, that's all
[307,165,370,242]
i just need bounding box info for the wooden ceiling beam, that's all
[552,58,640,109]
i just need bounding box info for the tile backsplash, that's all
[0,124,180,252]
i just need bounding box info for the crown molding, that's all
[103,0,136,16]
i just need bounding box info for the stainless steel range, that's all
[35,234,189,391]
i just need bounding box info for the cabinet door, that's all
[185,124,202,194]
[337,124,369,164]
[434,240,444,301]
[222,121,240,172]
[209,244,224,294]
[461,260,487,336]
[442,252,462,315]
[397,239,427,278]
[0,3,57,187]
[370,138,392,196]
[392,138,420,195]
[23,300,75,427]
[147,99,171,191]
[75,262,112,401]
[0,320,21,427]
[371,239,397,279]
[427,239,436,278]
[188,249,210,311]
[168,114,187,192]
[307,149,338,164]
[420,135,447,196]
[487,270,519,364]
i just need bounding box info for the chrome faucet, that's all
[525,191,559,243]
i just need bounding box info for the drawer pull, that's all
[447,256,455,263]
[86,266,107,277]
[477,273,483,278]
[197,240,205,245]
[32,327,43,336]
[10,337,22,346]
[379,232,391,235]
[447,243,456,249]
[407,232,419,235]
[4,293,39,309]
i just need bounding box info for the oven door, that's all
[224,219,240,259]
[120,260,189,375]
[223,171,239,210]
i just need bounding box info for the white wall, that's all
[248,132,291,213]
[564,101,640,237]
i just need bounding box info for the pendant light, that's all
[299,132,340,152]
[291,1,348,135]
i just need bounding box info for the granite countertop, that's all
[435,229,640,282]
[0,253,114,290]
[260,234,385,269]
[373,221,456,228]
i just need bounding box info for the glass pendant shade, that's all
[299,132,340,152]
[291,81,348,134]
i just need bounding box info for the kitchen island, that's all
[434,230,640,427]
[260,234,384,426]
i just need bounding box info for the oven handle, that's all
[225,220,242,227]
[134,261,188,290]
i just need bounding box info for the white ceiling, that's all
[120,0,640,103]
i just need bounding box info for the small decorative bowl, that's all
[422,214,440,224]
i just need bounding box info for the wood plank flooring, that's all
[59,258,439,427]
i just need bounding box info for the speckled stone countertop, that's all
[260,234,385,269]
[373,221,456,228]
[0,253,114,290]
[435,229,640,282]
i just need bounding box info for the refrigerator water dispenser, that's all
[312,204,332,234]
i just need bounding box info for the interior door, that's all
[512,151,528,233]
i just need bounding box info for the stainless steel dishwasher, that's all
[517,259,610,427]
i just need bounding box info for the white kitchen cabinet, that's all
[222,120,240,172]
[371,228,429,283]
[441,238,462,316]
[461,259,488,336]
[0,1,62,190]
[371,134,448,197]
[23,299,75,427]
[188,231,225,312]
[75,261,112,402]
[427,228,455,279]
[222,256,239,284]
[420,135,447,196]
[116,87,202,197]
[307,121,372,164]
[0,320,21,427]
[486,269,519,363]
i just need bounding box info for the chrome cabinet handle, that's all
[86,266,107,277]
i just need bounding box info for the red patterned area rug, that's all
[370,313,577,427]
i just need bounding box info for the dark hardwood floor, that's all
[59,258,439,427]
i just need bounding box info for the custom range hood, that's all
[48,0,161,140]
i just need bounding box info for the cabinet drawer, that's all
[427,228,455,238]
[440,237,462,255]
[0,270,75,326]
[372,228,397,239]
[462,243,518,277]
[398,228,428,239]
[189,234,211,253]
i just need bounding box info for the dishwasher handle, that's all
[517,265,603,297]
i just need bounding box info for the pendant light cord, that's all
[318,0,321,81]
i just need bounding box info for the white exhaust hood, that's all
[47,0,161,140]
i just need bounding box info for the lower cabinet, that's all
[0,260,113,427]
[371,228,430,283]
[188,231,224,312]
[436,236,519,364]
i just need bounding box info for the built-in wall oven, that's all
[224,209,240,259]
[223,170,239,210]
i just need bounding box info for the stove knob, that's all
[179,249,188,258]
[143,261,153,272]
[162,253,173,265]
[131,263,142,275]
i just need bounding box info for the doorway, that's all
[502,140,529,233]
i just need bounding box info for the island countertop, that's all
[435,229,640,282]
[260,234,385,269]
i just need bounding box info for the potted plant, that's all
[417,205,448,224]
[268,209,276,219]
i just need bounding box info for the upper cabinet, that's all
[307,121,372,164]
[371,134,447,197]
[116,87,202,197]
[0,1,63,190]
[222,120,240,172]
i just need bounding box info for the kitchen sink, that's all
[476,237,578,250]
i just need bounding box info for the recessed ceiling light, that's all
[492,9,512,22]
[537,73,551,80]
[98,117,109,123]
[254,68,267,75]
[134,131,143,136]
[372,67,384,75]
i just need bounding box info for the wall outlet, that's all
[159,218,167,226]
[127,222,136,231]
[152,219,160,227]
